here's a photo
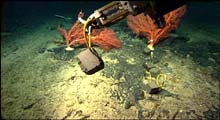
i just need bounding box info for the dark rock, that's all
[145,82,161,94]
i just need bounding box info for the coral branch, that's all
[57,12,122,51]
[127,5,186,48]
[93,28,122,52]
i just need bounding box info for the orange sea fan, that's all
[127,5,186,50]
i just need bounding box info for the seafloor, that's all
[1,1,220,119]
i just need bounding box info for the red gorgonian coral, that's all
[127,5,186,50]
[58,12,122,52]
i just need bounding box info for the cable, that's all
[156,73,166,88]
[83,18,92,48]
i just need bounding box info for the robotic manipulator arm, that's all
[87,0,186,29]
[77,1,186,75]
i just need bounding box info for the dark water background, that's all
[2,1,220,32]
[2,1,108,32]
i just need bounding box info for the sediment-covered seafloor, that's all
[1,1,220,119]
